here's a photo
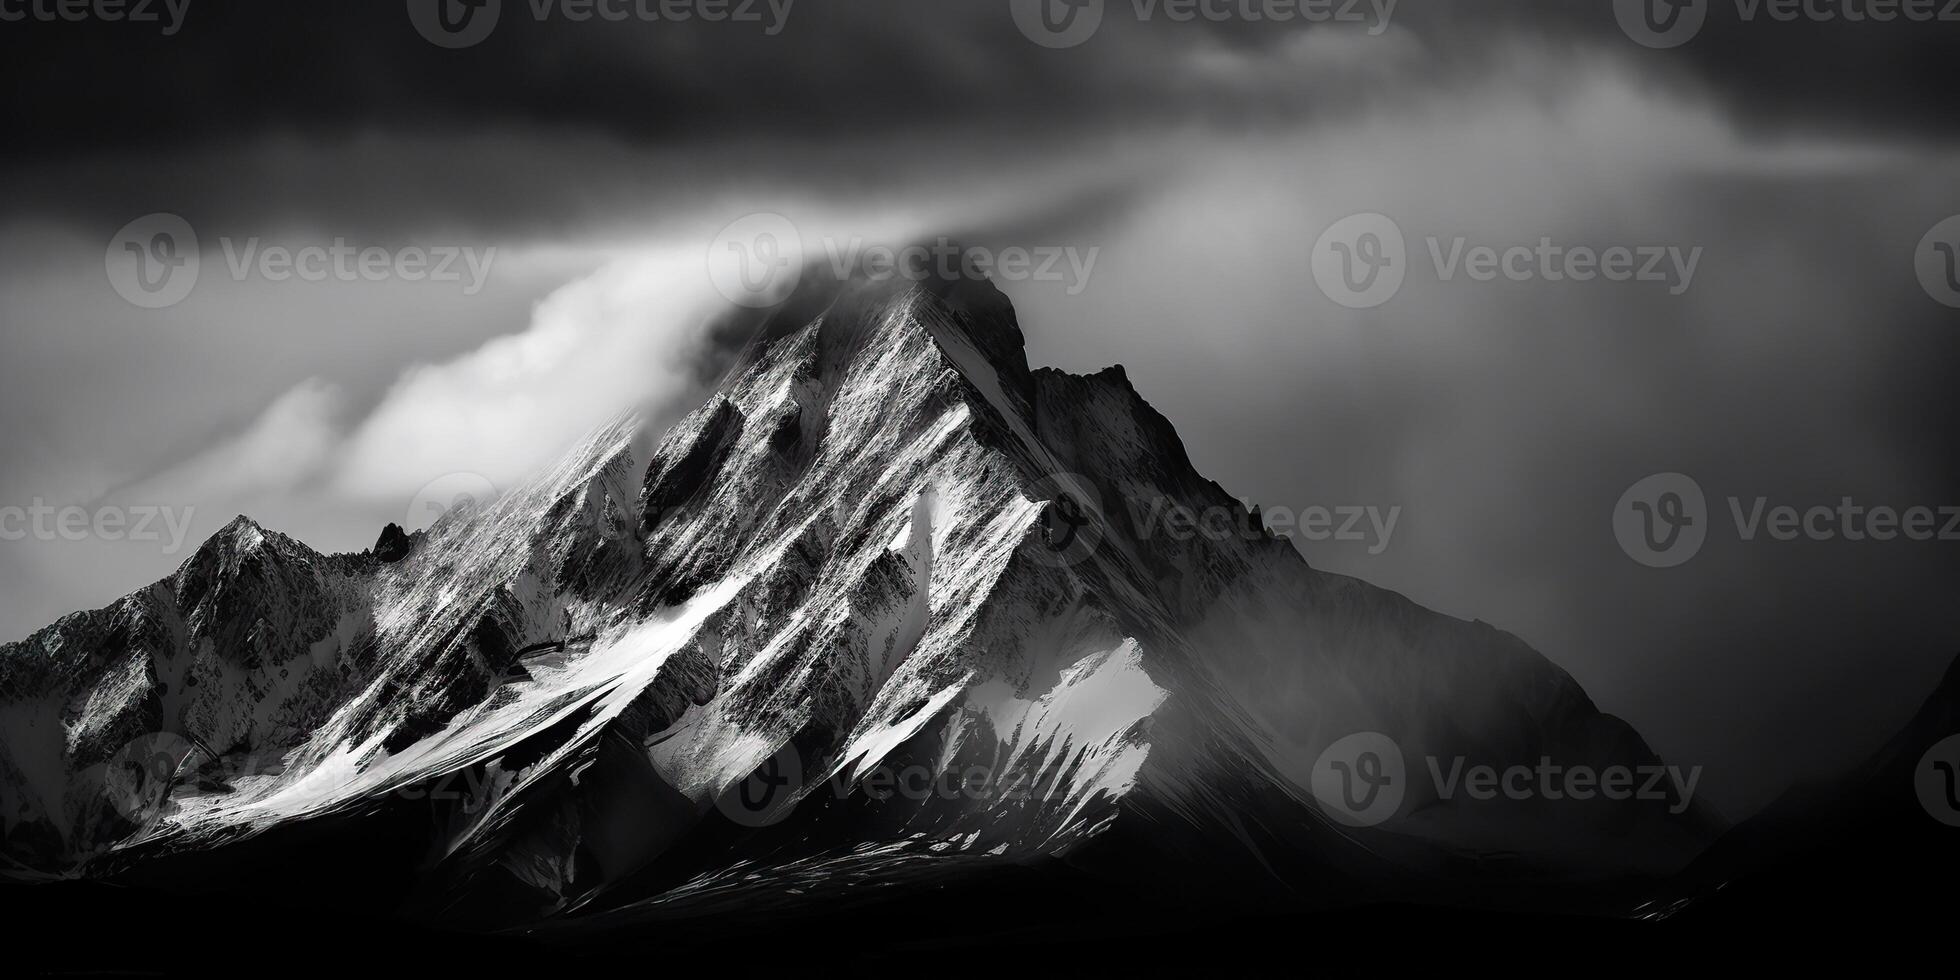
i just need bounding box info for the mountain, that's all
[1676,651,1960,929]
[0,271,1716,932]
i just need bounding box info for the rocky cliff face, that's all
[0,274,1715,919]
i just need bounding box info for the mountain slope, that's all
[1677,652,1960,928]
[0,273,1715,924]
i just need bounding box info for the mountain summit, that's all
[0,274,1714,925]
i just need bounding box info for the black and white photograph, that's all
[2,0,1958,972]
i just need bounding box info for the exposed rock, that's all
[0,275,1717,926]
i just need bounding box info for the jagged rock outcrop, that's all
[0,273,1716,922]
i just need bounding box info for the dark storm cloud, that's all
[0,1,1094,156]
[4,1,1957,168]
[7,0,1956,250]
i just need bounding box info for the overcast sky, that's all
[2,1,1956,818]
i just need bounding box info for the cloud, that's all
[121,194,1095,518]
[136,378,349,502]
[6,0,1957,170]
[108,244,730,528]
[1004,51,1960,817]
[330,246,726,501]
